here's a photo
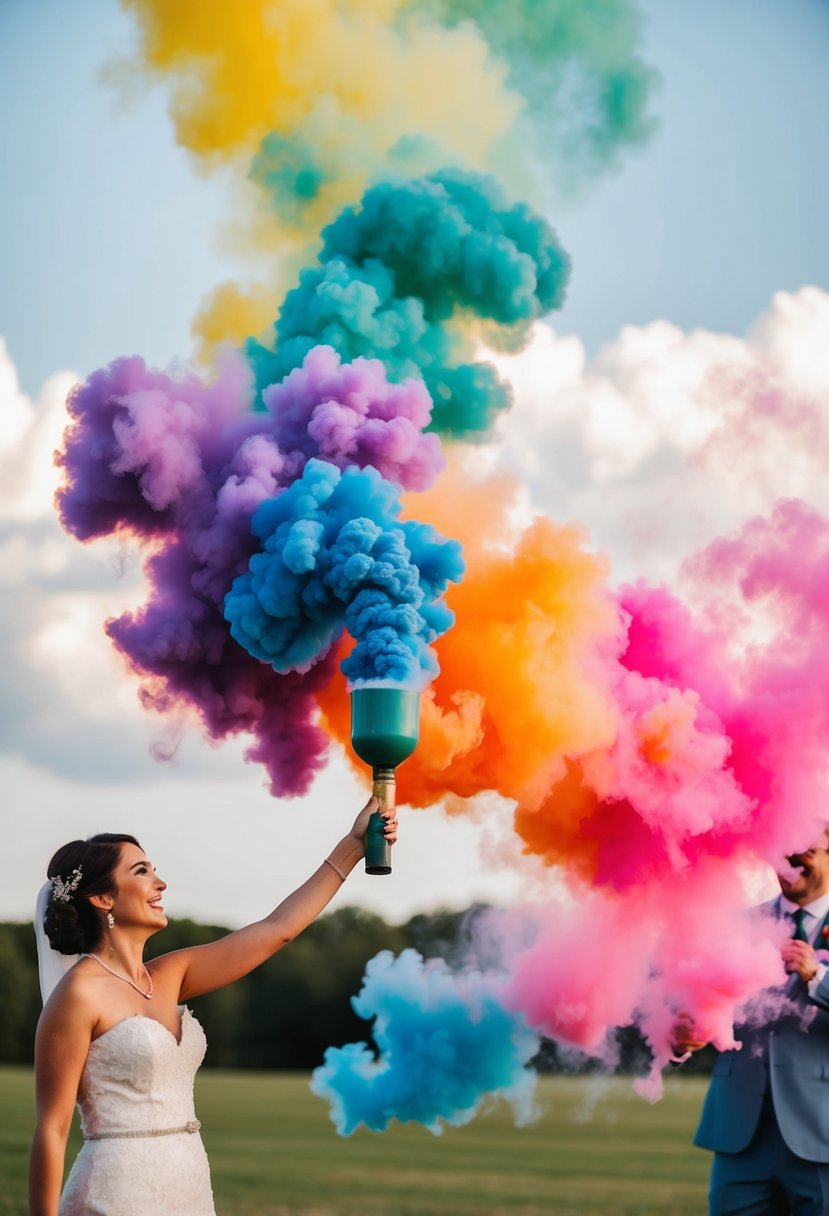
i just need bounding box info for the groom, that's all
[675,833,829,1215]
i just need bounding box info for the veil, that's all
[34,881,79,1005]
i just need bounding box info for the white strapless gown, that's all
[59,1008,215,1215]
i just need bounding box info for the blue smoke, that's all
[247,169,570,439]
[310,949,540,1135]
[223,459,464,685]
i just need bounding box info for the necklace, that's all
[82,952,153,1000]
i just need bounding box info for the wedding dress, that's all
[58,1007,215,1215]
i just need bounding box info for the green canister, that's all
[350,687,420,875]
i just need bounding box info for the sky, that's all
[2,0,829,932]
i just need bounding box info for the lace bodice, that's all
[77,1008,205,1136]
[59,1007,215,1215]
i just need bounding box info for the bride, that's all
[29,796,393,1215]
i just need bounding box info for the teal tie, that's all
[792,908,810,942]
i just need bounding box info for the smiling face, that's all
[109,842,168,933]
[777,832,829,906]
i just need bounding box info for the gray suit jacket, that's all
[694,898,829,1162]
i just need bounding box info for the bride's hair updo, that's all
[45,834,141,955]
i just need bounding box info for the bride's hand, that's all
[348,796,398,849]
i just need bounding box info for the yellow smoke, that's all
[121,0,524,359]
[121,0,519,186]
[191,282,276,364]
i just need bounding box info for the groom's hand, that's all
[781,939,819,983]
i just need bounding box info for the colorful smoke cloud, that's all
[247,169,571,437]
[54,0,829,1138]
[312,461,828,1124]
[311,948,540,1135]
[116,0,657,351]
[56,166,570,793]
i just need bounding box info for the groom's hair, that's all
[44,833,141,955]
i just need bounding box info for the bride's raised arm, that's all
[151,796,394,1002]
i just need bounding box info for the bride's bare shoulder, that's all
[38,959,103,1033]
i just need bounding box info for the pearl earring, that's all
[107,911,115,929]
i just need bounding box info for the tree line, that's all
[0,904,491,1068]
[0,905,713,1074]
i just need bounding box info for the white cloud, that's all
[0,339,77,524]
[751,286,829,398]
[485,287,829,584]
[0,341,172,779]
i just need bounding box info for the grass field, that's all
[1,1067,711,1215]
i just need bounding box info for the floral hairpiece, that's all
[52,866,83,903]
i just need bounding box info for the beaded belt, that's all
[85,1119,201,1141]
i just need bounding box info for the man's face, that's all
[777,834,829,905]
